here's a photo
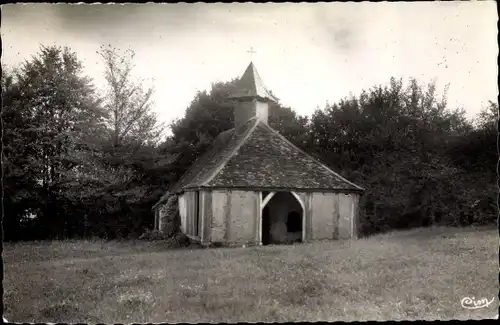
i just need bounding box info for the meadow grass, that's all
[3,226,498,323]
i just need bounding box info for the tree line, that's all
[1,45,497,241]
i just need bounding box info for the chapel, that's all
[153,61,364,246]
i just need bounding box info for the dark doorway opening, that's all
[261,192,303,246]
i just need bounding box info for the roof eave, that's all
[178,185,364,193]
[229,94,278,103]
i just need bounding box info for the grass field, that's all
[3,226,498,323]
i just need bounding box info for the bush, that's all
[138,229,195,249]
[160,210,181,238]
[138,229,170,241]
[164,232,192,248]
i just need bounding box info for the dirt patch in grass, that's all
[3,226,498,322]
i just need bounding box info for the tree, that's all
[2,46,105,239]
[98,45,165,148]
[2,65,38,240]
[66,46,171,239]
[308,77,478,235]
[443,101,498,226]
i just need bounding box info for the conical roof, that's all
[229,62,279,102]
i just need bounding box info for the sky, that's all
[2,2,498,128]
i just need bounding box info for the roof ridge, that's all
[200,117,260,187]
[258,122,365,191]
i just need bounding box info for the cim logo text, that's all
[460,296,495,309]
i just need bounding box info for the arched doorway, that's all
[261,192,304,245]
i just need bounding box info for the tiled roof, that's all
[168,118,364,194]
[229,62,279,102]
[168,118,258,193]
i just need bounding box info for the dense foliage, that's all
[1,45,497,240]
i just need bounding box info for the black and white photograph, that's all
[1,2,498,323]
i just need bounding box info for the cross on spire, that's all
[247,47,256,60]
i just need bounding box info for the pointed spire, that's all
[230,62,279,103]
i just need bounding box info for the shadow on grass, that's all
[177,290,250,321]
[40,303,100,323]
[95,274,157,294]
[281,281,326,306]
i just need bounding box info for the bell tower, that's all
[229,61,279,128]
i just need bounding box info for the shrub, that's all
[138,229,196,249]
[164,232,192,248]
[138,229,170,241]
